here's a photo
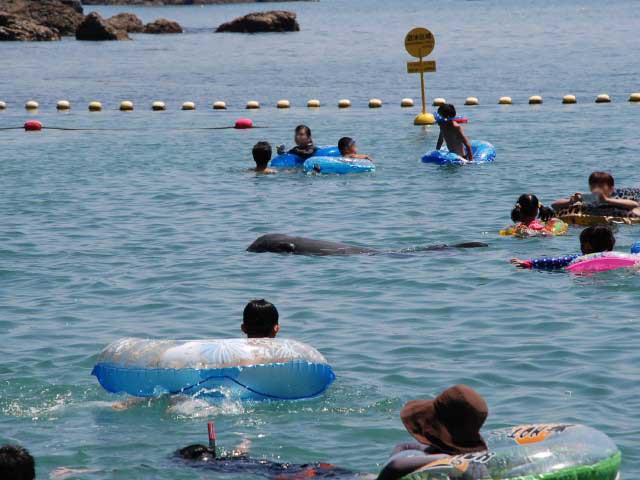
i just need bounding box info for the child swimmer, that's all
[501,194,567,237]
[435,104,473,162]
[338,137,373,161]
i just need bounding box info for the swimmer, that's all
[501,194,566,237]
[552,172,640,215]
[435,104,473,162]
[251,141,277,174]
[277,125,318,160]
[0,444,35,480]
[377,385,489,480]
[511,225,615,269]
[242,299,280,338]
[338,137,373,161]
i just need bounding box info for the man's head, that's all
[588,171,615,196]
[242,299,279,338]
[338,137,357,156]
[437,103,456,120]
[252,142,272,170]
[580,225,615,254]
[0,444,35,480]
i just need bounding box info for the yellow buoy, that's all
[338,99,351,108]
[629,93,640,103]
[25,100,39,110]
[57,100,71,110]
[401,98,414,107]
[562,95,577,104]
[181,101,196,110]
[498,96,512,105]
[120,101,134,111]
[89,101,102,112]
[432,97,446,107]
[529,95,543,105]
[414,112,436,125]
[0,101,6,110]
[246,101,260,109]
[464,97,479,106]
[277,99,291,109]
[307,99,320,108]
[212,101,226,110]
[152,101,166,111]
[595,94,611,103]
[369,98,382,108]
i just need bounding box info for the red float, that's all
[24,120,42,131]
[234,118,253,129]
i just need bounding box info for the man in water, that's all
[0,444,35,480]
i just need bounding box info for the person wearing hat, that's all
[377,385,489,480]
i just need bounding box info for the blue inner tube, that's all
[303,157,375,175]
[422,140,496,165]
[270,146,341,168]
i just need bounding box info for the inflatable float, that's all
[303,157,375,175]
[270,146,341,168]
[555,191,640,225]
[422,140,496,166]
[92,338,335,400]
[392,424,620,480]
[500,219,567,237]
[567,251,640,274]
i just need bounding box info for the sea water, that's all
[1,0,639,478]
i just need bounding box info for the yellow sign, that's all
[407,60,436,74]
[404,27,435,58]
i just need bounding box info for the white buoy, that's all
[182,101,196,110]
[368,98,382,108]
[432,97,446,107]
[629,93,640,103]
[120,101,134,111]
[498,96,512,105]
[213,101,226,110]
[529,95,543,105]
[0,101,6,110]
[595,94,611,103]
[276,99,291,109]
[562,95,577,104]
[25,100,39,110]
[246,101,260,109]
[152,101,166,111]
[307,99,320,108]
[464,97,479,106]
[401,98,414,107]
[57,100,71,110]
[338,99,351,108]
[89,101,102,112]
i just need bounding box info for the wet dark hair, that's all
[580,226,615,254]
[588,171,614,188]
[294,125,312,138]
[242,299,279,337]
[437,103,456,119]
[0,444,35,480]
[338,137,355,155]
[179,445,216,460]
[511,194,554,223]
[252,141,272,168]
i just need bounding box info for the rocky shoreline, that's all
[82,0,308,5]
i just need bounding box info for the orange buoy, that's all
[234,118,253,129]
[24,120,42,131]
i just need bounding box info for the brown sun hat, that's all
[400,385,488,454]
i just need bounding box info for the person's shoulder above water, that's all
[251,141,277,174]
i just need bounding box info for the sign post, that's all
[405,27,437,125]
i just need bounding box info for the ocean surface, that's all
[1,0,639,478]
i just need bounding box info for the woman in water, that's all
[501,194,566,237]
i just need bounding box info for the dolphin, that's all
[247,234,488,256]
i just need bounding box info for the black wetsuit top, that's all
[288,144,318,160]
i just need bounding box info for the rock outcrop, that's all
[76,12,130,40]
[143,18,182,34]
[0,12,60,41]
[0,0,84,36]
[107,12,143,33]
[216,10,299,33]
[83,1,306,5]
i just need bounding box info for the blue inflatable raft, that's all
[303,157,375,175]
[92,338,335,400]
[270,146,341,168]
[422,140,496,165]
